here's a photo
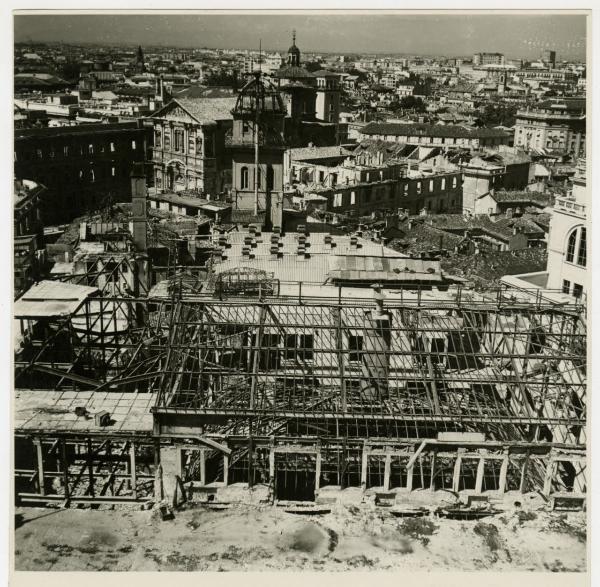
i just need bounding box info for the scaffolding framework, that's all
[14,284,587,504]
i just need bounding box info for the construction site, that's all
[13,194,587,513]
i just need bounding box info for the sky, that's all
[13,13,587,60]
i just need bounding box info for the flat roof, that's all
[14,389,155,435]
[14,280,99,319]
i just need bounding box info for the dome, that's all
[232,73,286,118]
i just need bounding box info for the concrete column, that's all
[383,454,391,491]
[159,445,181,506]
[360,445,368,491]
[452,455,462,493]
[315,450,322,493]
[498,454,509,494]
[34,437,45,496]
[475,458,485,494]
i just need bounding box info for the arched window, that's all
[566,230,577,263]
[577,227,587,267]
[241,167,249,190]
[566,226,586,267]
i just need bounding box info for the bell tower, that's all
[287,30,301,67]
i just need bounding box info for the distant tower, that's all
[287,30,301,67]
[135,45,146,74]
[229,72,287,228]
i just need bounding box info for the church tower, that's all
[287,30,301,67]
[229,72,287,229]
[135,45,146,74]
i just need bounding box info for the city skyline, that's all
[14,13,587,60]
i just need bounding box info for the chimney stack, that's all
[130,162,147,252]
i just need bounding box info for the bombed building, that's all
[13,71,587,516]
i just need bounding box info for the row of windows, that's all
[240,166,275,191]
[242,333,371,369]
[331,176,460,208]
[562,279,584,299]
[369,134,504,147]
[15,140,138,162]
[155,128,209,156]
[77,166,120,182]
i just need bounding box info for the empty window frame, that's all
[348,335,363,363]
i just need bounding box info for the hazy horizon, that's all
[14,13,587,61]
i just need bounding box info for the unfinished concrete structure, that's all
[14,258,587,510]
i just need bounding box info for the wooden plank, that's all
[406,440,428,470]
[543,461,555,497]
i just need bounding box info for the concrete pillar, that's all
[383,454,391,491]
[475,458,485,493]
[498,454,509,494]
[159,445,181,506]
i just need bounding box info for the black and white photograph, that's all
[7,6,592,581]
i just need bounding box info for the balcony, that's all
[555,196,586,218]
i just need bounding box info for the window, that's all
[257,167,262,189]
[110,142,115,152]
[298,334,314,361]
[566,227,586,266]
[242,121,250,134]
[155,130,162,148]
[188,136,195,155]
[333,193,343,208]
[348,335,363,363]
[63,146,69,157]
[350,191,356,205]
[267,166,274,191]
[90,169,95,183]
[452,176,457,188]
[241,166,249,190]
[577,227,586,267]
[259,334,280,370]
[562,280,571,294]
[111,167,116,177]
[36,149,43,159]
[429,179,434,192]
[441,178,446,190]
[88,144,94,155]
[416,181,422,195]
[573,284,583,299]
[404,184,409,195]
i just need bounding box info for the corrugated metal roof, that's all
[328,255,442,282]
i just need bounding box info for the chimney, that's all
[130,163,147,252]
